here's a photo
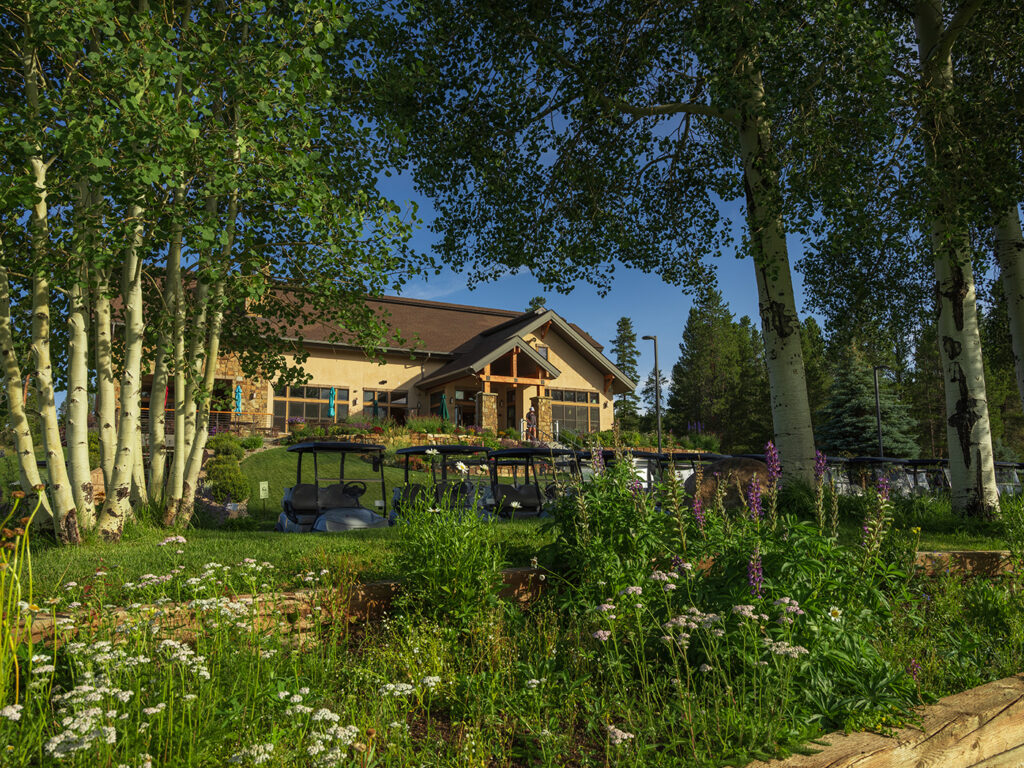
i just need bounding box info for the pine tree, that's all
[526,296,547,312]
[610,317,641,426]
[818,348,919,458]
[800,318,831,429]
[905,323,947,458]
[639,368,668,433]
[723,317,773,454]
[666,288,739,442]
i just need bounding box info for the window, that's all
[362,389,408,423]
[536,345,549,359]
[272,385,349,432]
[547,388,601,433]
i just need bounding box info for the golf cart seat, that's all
[278,484,319,532]
[319,483,358,510]
[494,484,543,517]
[436,480,473,507]
[398,483,430,509]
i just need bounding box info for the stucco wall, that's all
[521,330,614,431]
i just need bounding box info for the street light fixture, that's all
[641,335,662,454]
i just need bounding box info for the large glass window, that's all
[362,389,408,423]
[272,385,349,432]
[548,388,601,434]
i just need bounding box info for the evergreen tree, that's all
[639,368,668,433]
[723,317,773,454]
[905,323,947,459]
[610,317,640,426]
[800,318,831,429]
[979,282,1024,459]
[666,288,739,441]
[818,349,919,459]
[526,296,547,312]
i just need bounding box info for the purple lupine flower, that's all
[747,477,763,520]
[628,477,643,495]
[592,450,605,475]
[747,546,764,599]
[692,496,706,531]
[764,441,781,483]
[814,451,827,482]
[907,657,921,680]
[876,475,890,502]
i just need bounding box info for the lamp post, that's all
[873,366,885,458]
[642,335,662,454]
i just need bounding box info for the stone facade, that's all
[530,395,552,440]
[476,392,498,433]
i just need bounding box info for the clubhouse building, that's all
[188,296,637,439]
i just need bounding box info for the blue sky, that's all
[377,172,816,392]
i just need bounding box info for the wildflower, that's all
[0,705,22,721]
[455,461,468,474]
[32,664,55,675]
[907,657,921,680]
[765,441,781,483]
[698,663,713,673]
[142,703,167,716]
[876,475,890,502]
[747,546,764,599]
[606,724,634,745]
[229,743,274,765]
[596,603,616,613]
[663,583,677,592]
[64,581,78,590]
[828,606,843,622]
[765,639,809,658]
[692,496,706,531]
[649,570,673,582]
[425,448,439,456]
[618,585,642,596]
[814,450,828,481]
[509,501,522,509]
[747,477,763,520]
[592,630,611,642]
[525,678,546,689]
[421,676,441,689]
[628,477,643,495]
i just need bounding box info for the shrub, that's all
[88,430,101,469]
[204,456,249,503]
[207,433,244,460]
[393,484,505,628]
[239,436,263,452]
[406,415,450,434]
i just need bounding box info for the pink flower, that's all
[592,630,611,642]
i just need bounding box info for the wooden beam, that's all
[540,320,551,340]
[512,346,519,379]
[483,363,491,393]
[604,374,614,394]
[482,374,544,385]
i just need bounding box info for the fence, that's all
[139,408,275,439]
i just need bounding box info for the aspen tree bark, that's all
[96,203,147,540]
[67,269,95,528]
[914,0,999,515]
[93,272,116,490]
[178,281,226,524]
[0,262,51,518]
[734,66,815,483]
[996,206,1024,412]
[131,425,148,509]
[148,326,169,501]
[177,186,239,524]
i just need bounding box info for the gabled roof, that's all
[415,308,635,394]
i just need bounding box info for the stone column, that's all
[476,392,498,434]
[531,395,552,441]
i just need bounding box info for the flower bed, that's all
[4,451,1024,767]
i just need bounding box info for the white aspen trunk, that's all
[179,281,226,525]
[131,425,148,510]
[66,268,95,528]
[177,187,238,525]
[30,268,80,544]
[162,191,194,524]
[94,273,116,490]
[915,0,999,515]
[22,22,78,543]
[996,206,1024,412]
[0,262,51,518]
[734,67,815,483]
[95,203,147,540]
[148,325,169,503]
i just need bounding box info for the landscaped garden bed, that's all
[5,449,1024,766]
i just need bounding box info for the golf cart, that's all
[275,442,389,533]
[485,447,580,518]
[391,444,490,520]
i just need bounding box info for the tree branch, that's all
[931,0,987,65]
[602,96,738,124]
